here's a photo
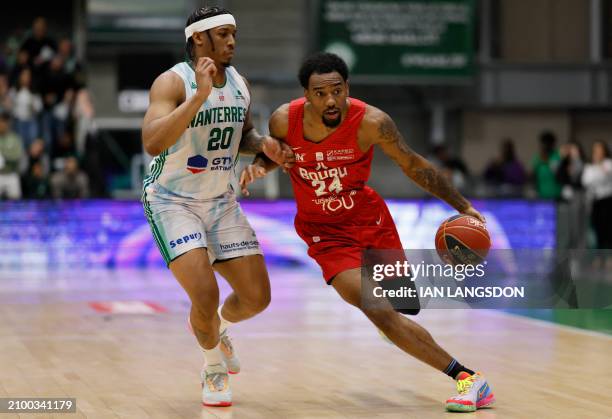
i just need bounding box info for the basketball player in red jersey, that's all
[240,53,495,413]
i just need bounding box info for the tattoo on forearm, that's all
[412,167,469,211]
[239,129,264,154]
[378,115,469,211]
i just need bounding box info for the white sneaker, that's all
[220,329,240,374]
[201,363,232,407]
[446,372,495,412]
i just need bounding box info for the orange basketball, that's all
[435,214,490,265]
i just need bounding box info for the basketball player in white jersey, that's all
[141,7,294,407]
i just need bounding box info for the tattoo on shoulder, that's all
[378,115,400,142]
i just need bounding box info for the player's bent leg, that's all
[212,254,271,374]
[170,248,221,348]
[214,254,271,322]
[332,268,495,412]
[331,268,453,371]
[169,248,232,406]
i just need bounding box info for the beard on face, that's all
[322,107,342,127]
[322,115,342,127]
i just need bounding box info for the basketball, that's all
[435,215,491,265]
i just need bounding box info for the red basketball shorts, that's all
[294,196,404,283]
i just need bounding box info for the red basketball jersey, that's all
[286,97,375,222]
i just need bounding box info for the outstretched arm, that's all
[364,107,484,221]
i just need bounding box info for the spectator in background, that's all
[26,138,49,175]
[71,67,95,158]
[50,155,89,199]
[2,28,26,71]
[556,141,585,201]
[53,128,76,162]
[483,138,526,195]
[40,55,71,147]
[10,68,41,148]
[0,110,24,199]
[532,131,561,199]
[556,141,588,249]
[430,144,470,191]
[57,38,79,77]
[22,138,49,199]
[20,17,56,69]
[23,161,49,199]
[0,74,12,112]
[8,49,30,88]
[582,141,612,249]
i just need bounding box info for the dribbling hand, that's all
[461,206,486,223]
[194,57,217,100]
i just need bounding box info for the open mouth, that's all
[324,109,340,119]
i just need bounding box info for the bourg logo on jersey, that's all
[186,155,208,174]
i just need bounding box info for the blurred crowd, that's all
[0,17,611,248]
[0,17,94,200]
[432,133,612,249]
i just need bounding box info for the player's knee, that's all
[191,294,219,322]
[242,288,271,314]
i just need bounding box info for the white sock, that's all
[202,341,223,366]
[218,304,234,334]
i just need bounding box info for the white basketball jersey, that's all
[143,62,251,200]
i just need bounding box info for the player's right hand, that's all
[262,136,295,171]
[194,57,217,100]
[239,163,267,196]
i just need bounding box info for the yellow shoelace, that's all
[456,374,477,395]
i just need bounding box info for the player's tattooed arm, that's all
[248,103,292,171]
[239,104,293,195]
[238,76,266,154]
[367,108,472,213]
[239,78,294,167]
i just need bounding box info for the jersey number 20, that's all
[207,127,234,151]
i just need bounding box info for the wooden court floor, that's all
[0,266,610,418]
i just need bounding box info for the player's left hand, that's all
[262,136,295,171]
[461,206,486,224]
[239,163,267,196]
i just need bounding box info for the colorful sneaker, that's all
[220,329,240,374]
[201,363,232,407]
[445,372,495,412]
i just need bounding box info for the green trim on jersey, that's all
[142,150,172,265]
